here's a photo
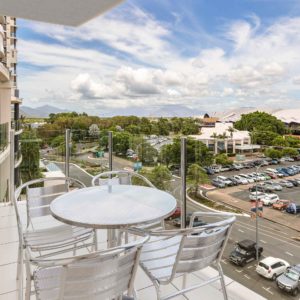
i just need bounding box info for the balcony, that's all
[0,202,266,300]
[11,120,22,135]
[14,149,22,168]
[0,61,9,82]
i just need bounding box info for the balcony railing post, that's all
[9,130,15,204]
[65,129,70,177]
[108,131,113,171]
[180,137,187,229]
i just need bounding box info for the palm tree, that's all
[210,132,218,155]
[228,126,234,140]
[187,163,209,197]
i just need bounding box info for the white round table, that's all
[50,185,177,230]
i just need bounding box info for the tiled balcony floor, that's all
[0,202,267,300]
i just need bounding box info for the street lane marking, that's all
[259,240,267,244]
[244,274,251,279]
[235,269,243,273]
[247,265,253,269]
[285,251,294,256]
[262,286,274,295]
[234,222,300,251]
[238,229,244,233]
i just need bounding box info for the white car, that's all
[239,174,254,183]
[233,175,248,184]
[249,191,266,201]
[256,257,290,280]
[233,163,243,170]
[261,194,279,206]
[216,176,232,186]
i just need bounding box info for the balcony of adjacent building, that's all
[11,89,21,104]
[14,148,22,168]
[11,119,22,135]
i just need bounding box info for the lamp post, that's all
[255,163,262,261]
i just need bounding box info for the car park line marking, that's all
[221,259,227,265]
[262,287,274,295]
[247,265,253,269]
[259,240,267,244]
[285,251,294,256]
[234,222,300,250]
[244,274,251,279]
[238,229,244,233]
[235,269,243,273]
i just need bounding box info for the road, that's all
[169,176,300,300]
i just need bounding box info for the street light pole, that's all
[255,164,262,261]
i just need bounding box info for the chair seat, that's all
[24,224,93,252]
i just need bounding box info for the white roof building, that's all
[189,122,259,154]
[272,109,300,124]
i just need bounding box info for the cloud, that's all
[18,6,300,115]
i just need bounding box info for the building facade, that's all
[0,15,21,202]
[189,122,258,154]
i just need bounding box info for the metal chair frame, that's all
[139,212,236,300]
[91,170,156,188]
[31,230,149,300]
[13,177,96,300]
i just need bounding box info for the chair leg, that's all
[217,263,228,300]
[154,281,162,300]
[182,274,187,290]
[16,243,22,280]
[17,247,24,300]
[25,260,31,300]
[93,229,98,251]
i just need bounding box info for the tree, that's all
[137,141,158,164]
[149,165,172,190]
[187,163,209,197]
[234,111,286,134]
[113,132,131,155]
[181,118,199,135]
[251,130,279,145]
[285,136,300,148]
[264,148,282,159]
[282,147,299,157]
[20,130,42,182]
[89,124,100,138]
[272,136,288,147]
[228,126,234,139]
[215,153,232,166]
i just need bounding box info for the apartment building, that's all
[0,15,21,202]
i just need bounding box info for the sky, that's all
[17,0,300,116]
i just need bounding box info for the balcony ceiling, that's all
[0,0,124,26]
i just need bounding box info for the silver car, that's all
[276,265,300,296]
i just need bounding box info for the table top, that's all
[50,185,177,229]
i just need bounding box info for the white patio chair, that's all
[92,170,164,244]
[91,170,156,188]
[139,212,236,300]
[13,177,96,300]
[31,230,149,300]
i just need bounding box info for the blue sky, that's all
[17,0,300,116]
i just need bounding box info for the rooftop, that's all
[0,202,266,300]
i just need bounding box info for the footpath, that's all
[206,188,300,233]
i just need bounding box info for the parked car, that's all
[232,163,244,170]
[264,171,277,179]
[239,174,254,183]
[284,157,295,162]
[266,168,284,178]
[261,194,280,206]
[216,176,234,186]
[211,165,221,173]
[220,166,230,172]
[172,213,206,227]
[233,175,248,185]
[249,191,266,201]
[286,203,300,214]
[278,180,294,188]
[204,167,214,175]
[264,181,283,191]
[256,257,290,280]
[270,159,279,165]
[228,177,239,186]
[287,179,300,187]
[166,207,181,220]
[249,184,267,193]
[276,264,300,296]
[229,239,263,267]
[211,179,226,188]
[273,200,290,211]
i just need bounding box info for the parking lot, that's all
[231,181,300,206]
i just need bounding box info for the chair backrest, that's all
[14,177,86,228]
[33,234,148,300]
[140,212,235,283]
[91,170,155,188]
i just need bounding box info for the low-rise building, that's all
[190,122,260,154]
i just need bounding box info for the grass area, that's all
[188,191,242,214]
